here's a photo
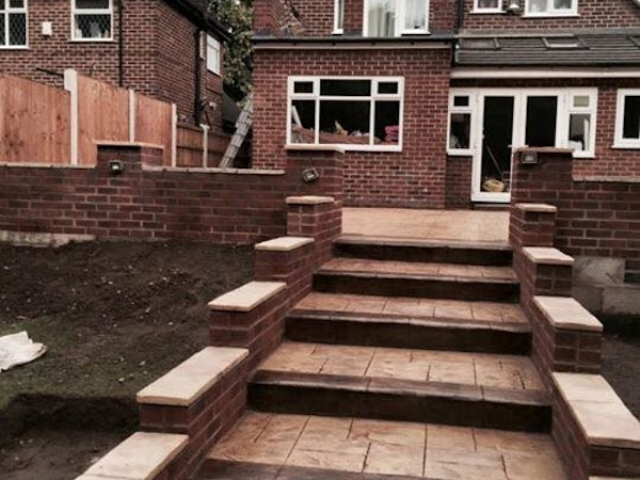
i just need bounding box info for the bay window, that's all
[288,77,404,152]
[72,0,112,41]
[525,0,577,16]
[0,0,27,48]
[364,0,429,37]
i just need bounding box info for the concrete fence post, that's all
[63,69,79,166]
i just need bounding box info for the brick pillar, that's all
[509,203,558,251]
[511,148,574,205]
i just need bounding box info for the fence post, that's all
[200,124,210,168]
[171,104,178,167]
[64,69,79,166]
[128,89,136,143]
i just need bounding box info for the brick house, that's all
[252,0,640,209]
[0,0,229,131]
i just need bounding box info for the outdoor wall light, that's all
[505,0,521,14]
[109,160,125,175]
[521,151,538,165]
[302,167,320,183]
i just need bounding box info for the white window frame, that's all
[206,35,221,76]
[287,76,404,152]
[472,0,503,14]
[447,91,478,156]
[524,0,578,17]
[614,89,640,149]
[448,87,597,159]
[0,0,28,49]
[333,0,344,34]
[363,0,430,37]
[71,0,113,42]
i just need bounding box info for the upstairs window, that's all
[525,0,577,16]
[473,0,503,13]
[72,0,112,41]
[0,0,27,48]
[288,77,404,152]
[364,0,429,37]
[334,0,344,33]
[615,89,640,149]
[206,35,221,75]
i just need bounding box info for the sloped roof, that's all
[456,33,640,66]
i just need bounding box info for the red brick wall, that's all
[461,0,640,31]
[450,78,640,179]
[0,0,223,131]
[252,47,452,208]
[445,156,473,209]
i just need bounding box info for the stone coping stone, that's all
[533,296,603,332]
[554,373,640,449]
[208,281,286,312]
[286,195,335,205]
[255,236,315,252]
[523,247,574,266]
[137,347,249,406]
[80,432,188,480]
[514,203,558,213]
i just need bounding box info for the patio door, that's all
[472,94,520,203]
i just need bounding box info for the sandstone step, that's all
[287,293,530,354]
[313,258,519,302]
[248,342,550,432]
[334,235,512,266]
[200,411,568,480]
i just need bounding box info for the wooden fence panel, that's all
[176,125,231,168]
[135,95,173,166]
[77,75,129,165]
[0,74,71,164]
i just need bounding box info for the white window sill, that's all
[0,46,29,50]
[572,153,595,159]
[470,9,504,14]
[522,13,579,18]
[287,143,401,153]
[207,69,221,77]
[70,38,114,43]
[612,143,640,150]
[447,149,474,157]
[332,29,344,35]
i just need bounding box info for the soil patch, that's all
[602,334,640,418]
[0,240,253,479]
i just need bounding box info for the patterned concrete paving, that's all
[342,208,510,244]
[295,293,527,326]
[320,258,517,281]
[258,341,544,391]
[208,412,568,480]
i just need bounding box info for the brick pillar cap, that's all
[523,247,574,266]
[255,236,315,252]
[514,203,557,213]
[286,196,334,205]
[533,296,603,332]
[208,281,286,312]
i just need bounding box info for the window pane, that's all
[450,113,471,150]
[367,0,396,37]
[319,100,372,145]
[9,0,25,8]
[454,96,470,107]
[478,0,500,9]
[528,0,548,13]
[294,82,314,94]
[0,14,5,45]
[569,114,590,152]
[623,96,640,140]
[291,100,316,144]
[76,0,110,9]
[320,79,371,96]
[9,13,26,45]
[336,0,344,30]
[526,96,558,147]
[553,0,572,9]
[378,82,398,95]
[573,95,590,108]
[74,14,111,39]
[404,0,426,31]
[376,101,400,145]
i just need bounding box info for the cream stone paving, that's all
[258,342,545,392]
[208,412,568,480]
[294,293,528,326]
[342,208,509,243]
[321,258,517,281]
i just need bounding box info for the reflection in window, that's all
[365,0,428,37]
[475,0,502,10]
[527,0,576,15]
[526,96,558,147]
[569,114,590,153]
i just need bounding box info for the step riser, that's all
[313,274,519,302]
[285,316,531,355]
[248,384,550,433]
[334,243,512,267]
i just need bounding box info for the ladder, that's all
[219,92,253,168]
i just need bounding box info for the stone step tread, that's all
[203,412,568,480]
[293,293,528,329]
[318,258,517,283]
[336,235,512,251]
[257,342,544,393]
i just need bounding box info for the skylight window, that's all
[543,37,583,49]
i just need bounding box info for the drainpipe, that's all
[455,0,465,32]
[118,0,124,87]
